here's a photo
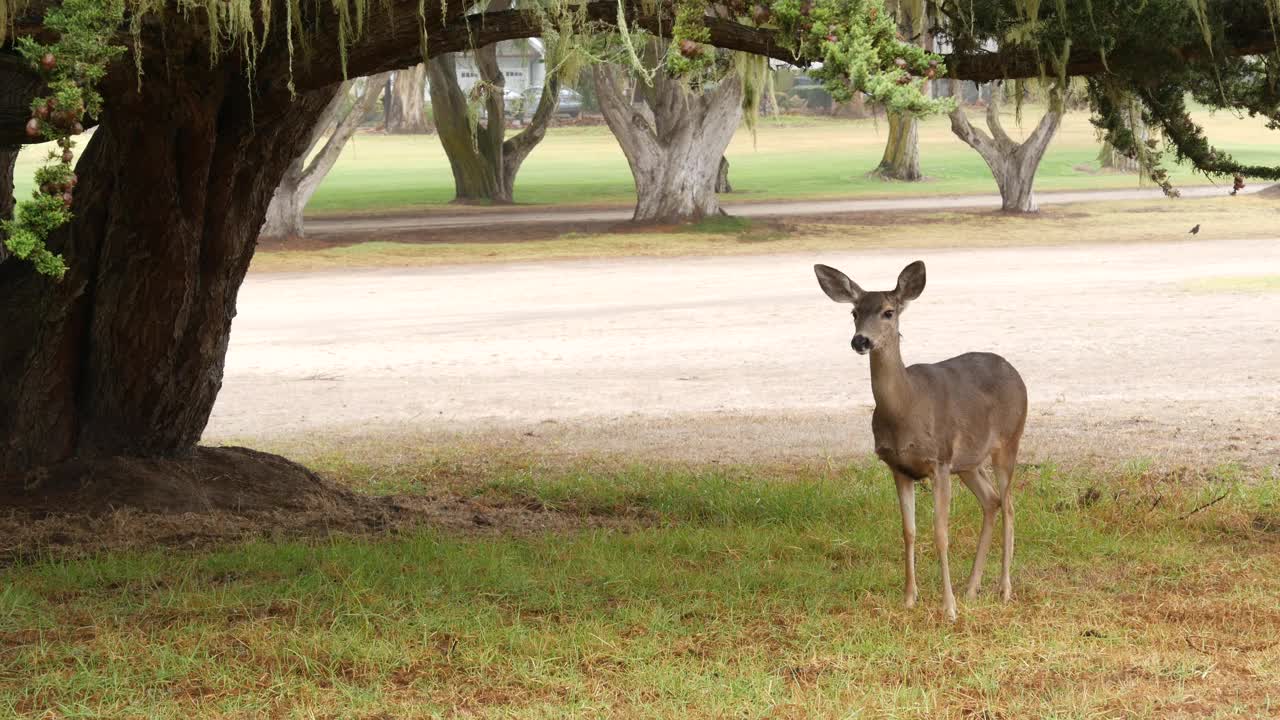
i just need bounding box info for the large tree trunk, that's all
[0,45,337,477]
[594,64,744,223]
[383,65,429,134]
[871,112,922,180]
[949,86,1062,213]
[261,73,390,240]
[428,51,507,203]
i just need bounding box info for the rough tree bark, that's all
[716,156,732,193]
[594,64,745,223]
[948,86,1062,212]
[871,112,922,180]
[261,73,390,240]
[382,64,429,133]
[427,50,562,203]
[0,35,339,477]
[1,146,15,264]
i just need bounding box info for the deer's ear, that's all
[895,261,926,302]
[814,264,863,304]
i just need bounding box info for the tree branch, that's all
[297,72,390,203]
[3,0,1277,147]
[593,64,659,160]
[949,105,1000,168]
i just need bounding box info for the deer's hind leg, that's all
[932,464,957,622]
[958,467,1001,599]
[991,444,1019,602]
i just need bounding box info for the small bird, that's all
[1189,224,1200,235]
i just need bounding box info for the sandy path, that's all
[305,185,1261,234]
[208,237,1280,468]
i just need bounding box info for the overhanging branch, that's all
[2,0,1277,147]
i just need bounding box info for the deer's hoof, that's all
[1001,583,1013,602]
[964,586,979,600]
[943,605,958,622]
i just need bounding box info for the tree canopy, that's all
[1,1,1275,273]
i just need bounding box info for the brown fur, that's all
[815,261,1028,620]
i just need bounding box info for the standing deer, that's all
[813,261,1027,621]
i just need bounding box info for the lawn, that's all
[2,450,1278,718]
[248,194,1279,272]
[12,105,1278,215]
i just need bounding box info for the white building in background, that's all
[439,39,547,95]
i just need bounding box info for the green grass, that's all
[16,106,1278,216]
[3,455,1279,718]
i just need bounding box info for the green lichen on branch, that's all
[772,0,948,114]
[2,0,125,278]
[667,0,949,114]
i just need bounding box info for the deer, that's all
[813,261,1027,621]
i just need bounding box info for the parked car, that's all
[511,86,584,122]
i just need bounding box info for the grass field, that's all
[249,194,1279,272]
[2,450,1278,718]
[13,105,1279,215]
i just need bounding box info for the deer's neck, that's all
[869,337,913,413]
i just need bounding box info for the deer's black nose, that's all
[851,335,873,354]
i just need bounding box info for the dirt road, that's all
[208,237,1280,468]
[305,185,1262,234]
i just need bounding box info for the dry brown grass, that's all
[249,196,1279,273]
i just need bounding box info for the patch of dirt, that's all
[1258,182,1280,197]
[789,207,1093,228]
[263,221,599,251]
[0,447,641,563]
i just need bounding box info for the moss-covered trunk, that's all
[427,32,561,204]
[0,40,337,476]
[872,112,922,180]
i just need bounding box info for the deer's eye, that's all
[882,309,895,319]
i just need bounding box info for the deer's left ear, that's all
[814,264,864,304]
[895,261,926,303]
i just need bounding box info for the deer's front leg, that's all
[933,465,957,621]
[894,472,918,609]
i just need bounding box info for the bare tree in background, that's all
[383,65,431,134]
[593,40,753,223]
[949,83,1063,212]
[261,73,391,240]
[427,31,565,203]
